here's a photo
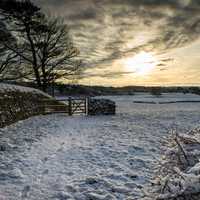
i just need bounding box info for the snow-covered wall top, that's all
[0,83,50,98]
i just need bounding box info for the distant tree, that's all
[0,0,81,91]
[150,87,162,97]
[190,87,200,95]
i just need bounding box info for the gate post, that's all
[68,97,72,116]
[85,97,88,115]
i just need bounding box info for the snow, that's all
[144,128,200,200]
[0,83,50,97]
[0,94,199,200]
[122,93,200,104]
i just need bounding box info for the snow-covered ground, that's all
[119,93,200,103]
[0,94,199,200]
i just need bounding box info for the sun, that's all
[123,51,157,76]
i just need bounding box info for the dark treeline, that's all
[50,85,200,96]
[5,81,200,96]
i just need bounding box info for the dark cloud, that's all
[81,71,134,79]
[35,0,200,78]
[120,0,182,8]
[67,9,97,20]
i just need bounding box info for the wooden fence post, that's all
[85,97,88,115]
[68,97,72,116]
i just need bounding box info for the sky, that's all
[35,0,200,86]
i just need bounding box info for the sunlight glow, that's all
[123,51,157,76]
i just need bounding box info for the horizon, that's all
[35,0,200,87]
[74,83,200,88]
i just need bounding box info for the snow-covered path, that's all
[0,95,199,200]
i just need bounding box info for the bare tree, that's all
[0,20,19,81]
[0,0,81,91]
[33,17,81,91]
[0,0,43,86]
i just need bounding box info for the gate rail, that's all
[42,97,88,116]
[67,97,88,115]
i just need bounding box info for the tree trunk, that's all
[42,84,47,92]
[25,25,42,89]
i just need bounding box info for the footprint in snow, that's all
[128,145,145,155]
[21,185,30,199]
[42,157,48,163]
[85,192,115,200]
[54,191,72,200]
[125,173,139,181]
[56,147,64,152]
[85,177,99,185]
[42,169,49,174]
[128,158,146,168]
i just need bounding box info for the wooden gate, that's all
[42,97,88,115]
[67,97,88,116]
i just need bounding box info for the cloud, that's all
[35,0,200,79]
[80,71,134,79]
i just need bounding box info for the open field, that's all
[0,94,199,200]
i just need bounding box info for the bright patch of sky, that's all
[36,0,200,86]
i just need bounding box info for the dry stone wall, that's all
[0,90,49,128]
[0,84,116,127]
[88,98,116,115]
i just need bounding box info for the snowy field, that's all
[0,94,200,200]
